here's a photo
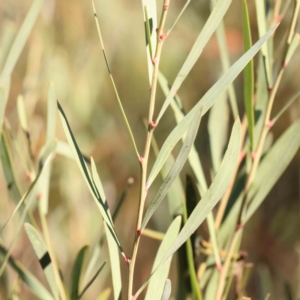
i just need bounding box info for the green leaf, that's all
[245,119,300,223]
[160,119,241,265]
[157,0,232,122]
[145,217,181,300]
[151,25,278,188]
[208,92,229,173]
[242,0,255,149]
[57,102,124,256]
[254,55,268,149]
[0,244,54,300]
[210,0,238,118]
[0,0,44,85]
[254,0,272,88]
[24,223,60,300]
[204,269,219,300]
[219,119,300,244]
[161,279,171,300]
[90,159,122,300]
[141,0,157,84]
[17,95,28,132]
[142,108,202,230]
[0,131,23,207]
[70,246,88,300]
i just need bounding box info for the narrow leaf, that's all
[57,102,124,256]
[255,0,272,88]
[142,108,202,230]
[210,0,238,118]
[242,0,255,149]
[136,217,181,298]
[219,119,300,244]
[161,279,171,300]
[208,92,229,173]
[0,0,44,84]
[141,0,157,84]
[150,25,278,187]
[24,223,60,300]
[157,0,232,122]
[284,33,300,66]
[145,217,181,300]
[160,119,241,265]
[245,119,300,223]
[0,244,54,300]
[90,159,122,300]
[70,246,88,300]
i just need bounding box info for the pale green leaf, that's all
[160,119,241,265]
[157,0,232,122]
[141,0,157,84]
[0,131,23,207]
[254,55,268,149]
[0,0,44,84]
[142,108,202,230]
[24,223,60,300]
[57,102,124,256]
[219,119,300,244]
[150,25,278,188]
[210,0,238,118]
[208,92,229,173]
[245,119,300,223]
[0,244,54,300]
[145,217,181,300]
[136,217,181,298]
[255,0,272,87]
[161,279,171,300]
[17,95,28,132]
[284,33,300,65]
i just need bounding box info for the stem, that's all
[127,1,170,299]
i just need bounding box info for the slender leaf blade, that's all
[145,217,181,300]
[160,119,241,265]
[0,244,54,300]
[150,25,278,188]
[142,108,202,230]
[161,279,171,300]
[90,158,122,300]
[0,0,44,84]
[57,102,124,256]
[24,223,60,300]
[208,93,229,173]
[157,0,232,122]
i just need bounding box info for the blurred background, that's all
[0,0,299,299]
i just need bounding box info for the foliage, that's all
[0,0,299,299]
